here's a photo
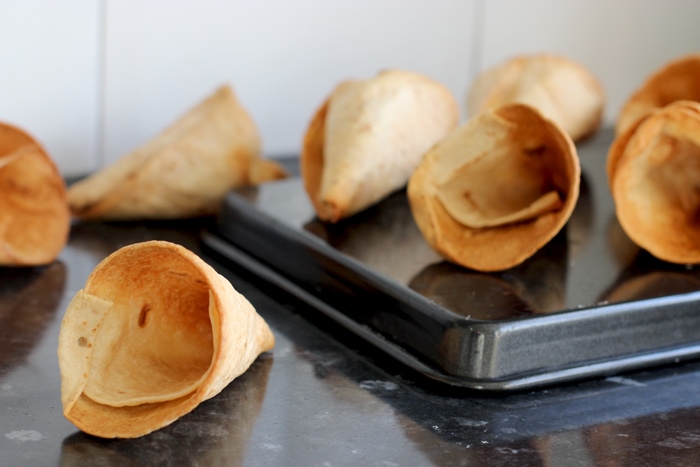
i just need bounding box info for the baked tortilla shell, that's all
[0,122,69,265]
[467,54,604,142]
[301,69,459,223]
[67,85,286,220]
[608,100,700,264]
[616,54,700,135]
[57,240,274,438]
[408,103,580,272]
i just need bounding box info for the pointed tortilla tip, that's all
[408,103,580,272]
[58,240,274,438]
[67,84,287,221]
[0,122,69,266]
[301,69,459,223]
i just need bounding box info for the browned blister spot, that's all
[138,304,151,328]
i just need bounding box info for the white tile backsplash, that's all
[478,0,700,127]
[0,0,100,176]
[101,0,476,164]
[0,0,698,174]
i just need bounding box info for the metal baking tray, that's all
[202,130,700,391]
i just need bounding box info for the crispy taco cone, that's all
[57,240,275,438]
[301,69,459,223]
[0,122,69,265]
[616,54,700,135]
[608,100,700,264]
[67,85,286,220]
[467,54,604,142]
[408,104,580,272]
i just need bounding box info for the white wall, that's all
[0,0,699,176]
[101,0,476,167]
[478,0,700,135]
[0,0,100,175]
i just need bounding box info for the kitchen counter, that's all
[3,165,700,466]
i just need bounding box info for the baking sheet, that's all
[203,130,700,390]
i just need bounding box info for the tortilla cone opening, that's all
[80,245,214,406]
[59,241,275,438]
[0,122,69,265]
[617,55,700,135]
[435,109,565,229]
[609,101,700,263]
[408,103,579,272]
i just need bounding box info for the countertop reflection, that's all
[3,195,700,466]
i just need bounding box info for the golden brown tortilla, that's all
[0,122,69,265]
[616,54,700,135]
[301,70,459,223]
[408,104,580,272]
[467,54,605,142]
[67,85,287,220]
[58,240,275,438]
[608,100,700,264]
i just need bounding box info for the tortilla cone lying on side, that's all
[467,54,604,142]
[57,240,275,438]
[608,100,700,264]
[616,54,700,135]
[67,85,287,220]
[408,103,580,272]
[0,122,70,265]
[301,69,459,223]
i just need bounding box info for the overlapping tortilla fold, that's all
[67,85,287,220]
[467,54,604,142]
[408,104,580,272]
[0,122,69,265]
[57,240,275,438]
[608,100,700,264]
[301,69,459,223]
[616,54,700,135]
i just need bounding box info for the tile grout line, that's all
[95,0,108,171]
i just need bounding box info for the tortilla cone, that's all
[608,100,700,264]
[467,54,604,142]
[301,69,459,223]
[0,122,70,265]
[408,104,580,272]
[616,54,700,135]
[57,240,275,438]
[67,85,287,220]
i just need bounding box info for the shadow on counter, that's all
[67,217,217,259]
[0,261,66,376]
[59,355,273,466]
[286,306,700,464]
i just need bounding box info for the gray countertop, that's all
[3,197,700,466]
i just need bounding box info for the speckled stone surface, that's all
[4,179,700,466]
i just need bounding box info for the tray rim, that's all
[205,179,700,390]
[202,231,700,390]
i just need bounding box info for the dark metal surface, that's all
[211,130,700,389]
[3,198,700,465]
